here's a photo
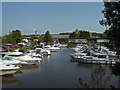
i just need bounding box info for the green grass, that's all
[19,46,34,50]
[67,43,77,48]
[3,46,35,52]
[61,43,68,45]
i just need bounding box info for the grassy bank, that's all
[3,46,35,52]
[67,43,77,48]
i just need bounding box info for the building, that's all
[69,39,88,43]
[51,34,70,39]
[90,32,102,38]
[22,39,29,43]
[97,39,110,43]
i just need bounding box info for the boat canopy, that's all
[19,49,30,53]
[2,58,12,61]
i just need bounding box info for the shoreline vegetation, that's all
[1,1,120,54]
[0,29,119,54]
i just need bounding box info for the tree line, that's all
[2,28,103,45]
[2,30,22,44]
[2,30,54,45]
[60,29,102,39]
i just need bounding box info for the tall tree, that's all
[100,1,120,46]
[80,30,90,38]
[2,29,22,44]
[44,31,53,43]
[75,28,80,38]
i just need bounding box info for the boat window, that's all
[98,55,106,58]
[45,47,49,48]
[94,55,98,57]
[8,54,24,57]
[86,57,93,59]
[1,54,5,57]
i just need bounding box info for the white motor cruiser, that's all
[1,58,27,65]
[35,48,51,55]
[0,62,20,75]
[82,53,117,64]
[44,45,60,52]
[29,50,43,58]
[5,52,42,64]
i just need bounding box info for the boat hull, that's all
[0,69,18,76]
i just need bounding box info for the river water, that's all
[2,48,120,88]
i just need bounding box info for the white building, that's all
[22,39,28,42]
[97,39,110,43]
[18,42,26,46]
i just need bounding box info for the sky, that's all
[0,1,2,36]
[2,2,105,36]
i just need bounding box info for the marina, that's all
[1,47,120,88]
[1,1,120,89]
[70,44,120,65]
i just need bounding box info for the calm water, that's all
[2,48,120,88]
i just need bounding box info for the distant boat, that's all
[70,44,119,65]
[47,46,60,52]
[34,48,51,55]
[78,53,117,64]
[59,44,67,47]
[44,45,60,52]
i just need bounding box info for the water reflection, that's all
[90,65,111,88]
[19,64,40,74]
[2,75,21,88]
[111,63,120,76]
[111,63,120,88]
[77,64,118,88]
[2,64,40,87]
[2,48,120,88]
[2,75,19,85]
[47,55,51,60]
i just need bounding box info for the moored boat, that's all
[0,63,20,75]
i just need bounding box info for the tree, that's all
[99,19,109,31]
[38,35,43,42]
[100,1,120,46]
[2,29,22,44]
[59,32,71,35]
[69,29,90,39]
[44,31,53,43]
[75,28,80,38]
[11,30,22,43]
[79,30,90,38]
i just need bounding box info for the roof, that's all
[4,43,12,46]
[51,34,70,39]
[97,39,110,43]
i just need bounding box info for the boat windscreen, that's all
[8,54,24,57]
[94,55,98,57]
[98,55,106,58]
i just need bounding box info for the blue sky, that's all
[2,2,105,35]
